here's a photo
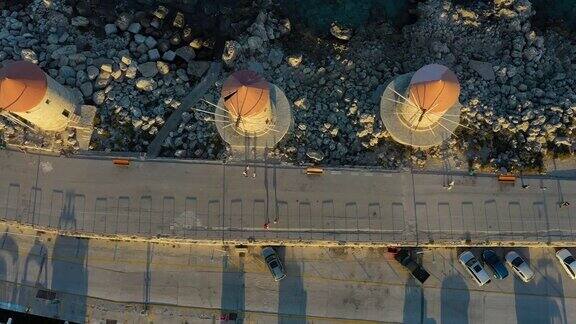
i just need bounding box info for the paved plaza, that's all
[0,223,575,323]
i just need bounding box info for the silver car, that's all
[505,251,535,282]
[556,249,576,280]
[262,247,286,281]
[458,251,491,286]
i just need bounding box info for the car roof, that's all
[473,266,491,284]
[492,262,509,277]
[517,262,534,276]
[505,251,534,279]
[269,259,285,279]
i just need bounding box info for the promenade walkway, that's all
[0,150,575,245]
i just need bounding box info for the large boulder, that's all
[187,61,210,78]
[138,62,158,78]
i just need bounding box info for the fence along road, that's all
[0,150,574,245]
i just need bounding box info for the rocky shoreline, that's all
[0,0,574,172]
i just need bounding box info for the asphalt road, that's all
[0,150,575,246]
[0,223,575,323]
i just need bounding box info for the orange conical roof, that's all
[0,60,47,112]
[221,70,270,117]
[408,64,460,115]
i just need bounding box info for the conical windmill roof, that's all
[221,70,270,118]
[408,64,460,115]
[0,60,47,112]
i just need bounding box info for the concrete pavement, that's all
[1,223,576,323]
[0,150,575,245]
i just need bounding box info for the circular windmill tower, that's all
[0,60,96,150]
[380,64,462,148]
[0,60,77,132]
[214,70,292,157]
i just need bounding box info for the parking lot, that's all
[0,223,575,323]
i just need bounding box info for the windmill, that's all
[192,70,292,160]
[380,64,467,148]
[0,60,96,151]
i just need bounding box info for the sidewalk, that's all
[0,150,574,246]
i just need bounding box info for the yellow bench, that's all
[498,175,516,183]
[113,159,131,166]
[305,167,324,175]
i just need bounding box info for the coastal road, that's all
[0,223,575,323]
[0,150,575,245]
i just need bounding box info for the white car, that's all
[505,251,535,282]
[458,251,491,286]
[555,249,576,279]
[262,247,286,281]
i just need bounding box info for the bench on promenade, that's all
[305,167,324,175]
[113,159,131,166]
[498,174,516,183]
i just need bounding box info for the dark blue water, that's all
[280,0,576,35]
[532,0,576,31]
[279,0,414,34]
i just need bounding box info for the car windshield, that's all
[265,255,276,262]
[512,257,524,267]
[269,261,279,268]
[473,265,483,272]
[565,256,576,264]
[465,258,477,267]
[484,252,498,264]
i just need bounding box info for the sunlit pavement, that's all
[0,223,575,323]
[0,150,575,246]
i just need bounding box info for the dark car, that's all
[482,250,509,280]
[393,249,430,284]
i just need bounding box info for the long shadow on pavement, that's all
[50,235,88,322]
[403,277,436,324]
[220,254,245,323]
[278,256,307,324]
[18,236,48,309]
[440,272,470,324]
[50,193,89,323]
[403,276,421,324]
[515,251,565,324]
[0,232,19,303]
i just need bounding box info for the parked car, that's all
[262,247,286,281]
[459,251,491,286]
[555,249,576,280]
[505,251,534,282]
[393,249,430,284]
[482,250,509,280]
